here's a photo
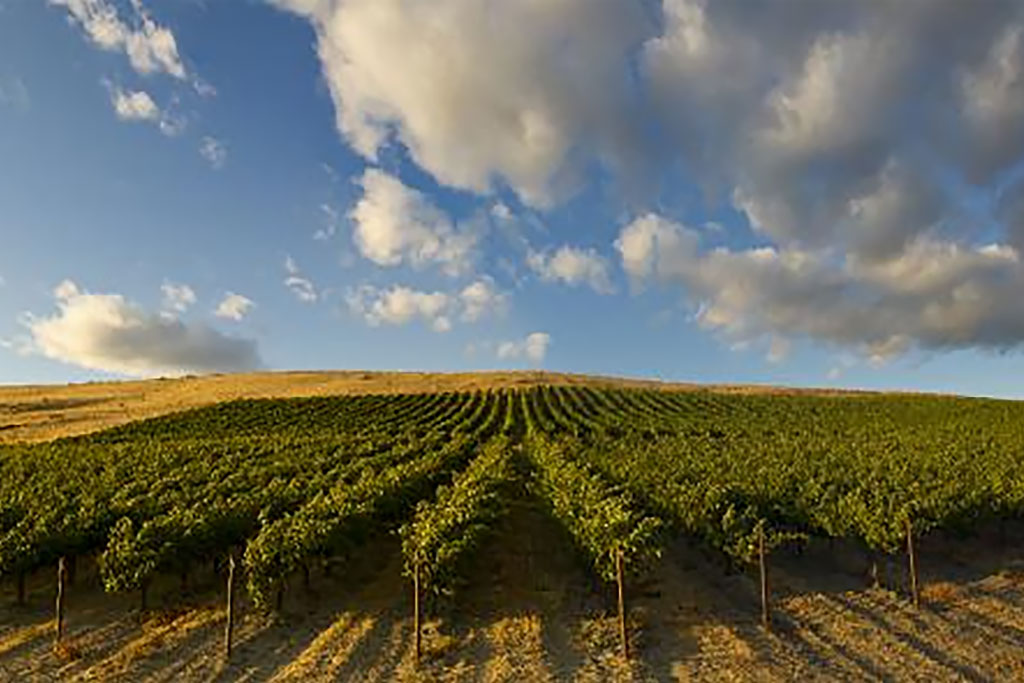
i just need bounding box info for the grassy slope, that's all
[0,369,878,444]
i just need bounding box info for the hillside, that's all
[3,386,1024,681]
[0,370,874,444]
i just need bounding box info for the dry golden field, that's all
[0,370,873,444]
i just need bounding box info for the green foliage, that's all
[525,434,664,582]
[5,384,1024,610]
[243,435,479,609]
[400,437,518,597]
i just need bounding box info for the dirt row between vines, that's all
[3,501,1024,682]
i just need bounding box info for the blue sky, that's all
[4,0,1024,397]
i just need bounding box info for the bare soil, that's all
[4,503,1024,682]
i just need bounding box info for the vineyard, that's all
[4,384,1024,680]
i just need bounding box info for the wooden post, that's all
[616,548,629,660]
[906,517,919,609]
[413,560,422,665]
[224,554,236,660]
[54,557,66,650]
[758,524,770,631]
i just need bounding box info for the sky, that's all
[3,1,1024,397]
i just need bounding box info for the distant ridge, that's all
[0,369,961,444]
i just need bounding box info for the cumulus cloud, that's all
[346,285,452,332]
[23,280,261,376]
[497,332,551,364]
[160,281,196,314]
[617,214,1024,361]
[527,245,614,294]
[270,0,654,207]
[279,1,1024,359]
[350,169,478,275]
[346,277,505,332]
[458,278,506,322]
[52,0,186,79]
[110,86,159,121]
[284,256,318,303]
[104,83,186,135]
[215,292,255,321]
[199,136,227,169]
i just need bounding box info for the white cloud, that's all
[270,0,654,207]
[496,332,551,364]
[52,0,187,79]
[459,278,507,322]
[491,203,514,222]
[346,285,452,332]
[160,281,196,314]
[252,3,1024,359]
[103,83,186,136]
[283,256,318,303]
[110,86,159,121]
[349,169,478,276]
[345,278,505,331]
[158,111,187,136]
[313,203,340,241]
[23,280,261,376]
[617,213,1024,361]
[215,292,255,321]
[199,136,227,169]
[615,212,697,284]
[527,245,614,294]
[285,277,317,302]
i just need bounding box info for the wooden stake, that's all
[413,560,422,665]
[54,557,66,650]
[906,517,919,609]
[616,548,629,660]
[758,524,770,631]
[224,554,236,660]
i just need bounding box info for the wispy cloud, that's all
[199,136,227,169]
[52,0,187,79]
[283,256,318,303]
[215,292,255,321]
[496,332,551,364]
